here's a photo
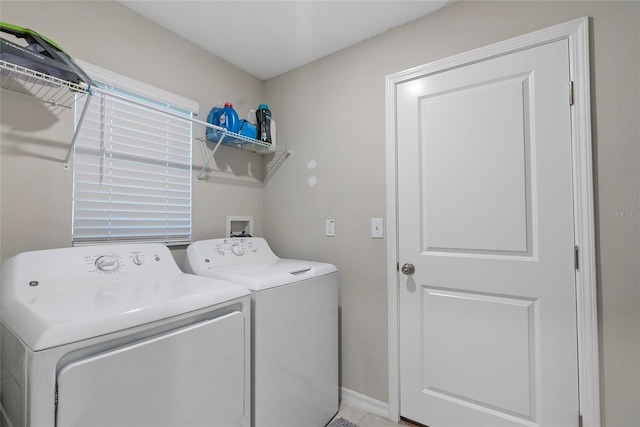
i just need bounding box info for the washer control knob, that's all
[217,249,225,256]
[132,254,145,266]
[96,255,120,272]
[231,243,244,256]
[249,245,257,252]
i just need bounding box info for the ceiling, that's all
[118,1,451,80]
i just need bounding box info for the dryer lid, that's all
[1,244,250,351]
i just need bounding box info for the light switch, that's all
[371,218,384,238]
[326,219,335,237]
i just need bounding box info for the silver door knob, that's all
[401,263,415,275]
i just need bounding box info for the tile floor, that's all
[332,402,421,427]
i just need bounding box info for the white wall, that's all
[0,1,267,265]
[264,2,640,426]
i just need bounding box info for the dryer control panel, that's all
[6,243,180,290]
[82,246,168,275]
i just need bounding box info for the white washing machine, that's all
[184,237,339,427]
[0,243,251,427]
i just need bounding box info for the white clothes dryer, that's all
[184,237,339,427]
[0,243,251,427]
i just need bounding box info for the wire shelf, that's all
[196,130,291,182]
[0,59,90,114]
[200,130,289,155]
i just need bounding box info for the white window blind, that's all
[72,61,198,246]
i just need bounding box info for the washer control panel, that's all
[188,237,277,270]
[211,239,258,258]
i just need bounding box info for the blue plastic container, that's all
[238,119,257,140]
[206,105,223,140]
[221,102,240,133]
[206,102,240,140]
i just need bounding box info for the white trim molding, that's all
[385,16,599,426]
[340,388,389,418]
[75,59,199,115]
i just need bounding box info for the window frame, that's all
[71,60,199,246]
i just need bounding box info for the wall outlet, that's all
[371,218,384,238]
[326,219,335,237]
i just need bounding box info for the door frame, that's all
[385,17,599,426]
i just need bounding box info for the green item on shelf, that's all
[0,21,94,85]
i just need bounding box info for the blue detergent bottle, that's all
[206,105,223,140]
[221,102,240,133]
[206,102,240,140]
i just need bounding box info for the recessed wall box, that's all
[227,216,253,238]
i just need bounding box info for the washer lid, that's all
[184,238,337,291]
[202,258,337,291]
[0,244,250,351]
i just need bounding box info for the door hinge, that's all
[579,413,583,427]
[569,81,575,105]
[574,245,580,271]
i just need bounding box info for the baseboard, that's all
[340,387,389,418]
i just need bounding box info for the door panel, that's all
[422,289,536,418]
[421,74,531,255]
[398,39,578,426]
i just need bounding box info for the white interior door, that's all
[397,39,579,426]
